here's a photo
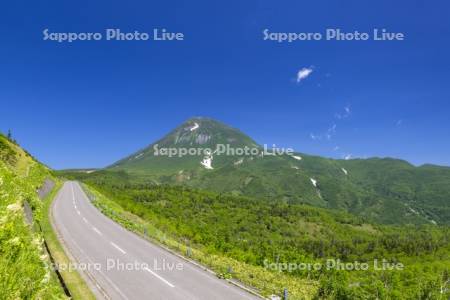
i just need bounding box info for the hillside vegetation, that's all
[108,117,450,226]
[0,134,65,299]
[62,170,450,299]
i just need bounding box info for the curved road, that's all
[52,181,260,300]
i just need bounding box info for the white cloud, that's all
[344,154,352,160]
[325,124,337,140]
[344,106,351,114]
[335,106,351,120]
[328,124,337,134]
[310,133,321,140]
[296,67,313,83]
[311,124,337,141]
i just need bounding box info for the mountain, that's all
[109,117,260,174]
[108,117,450,225]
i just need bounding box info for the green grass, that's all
[40,181,96,300]
[0,133,94,299]
[75,173,450,300]
[81,183,318,299]
[0,147,65,298]
[99,117,450,226]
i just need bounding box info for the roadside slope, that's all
[0,133,65,298]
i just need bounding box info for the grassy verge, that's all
[0,163,63,298]
[81,183,318,299]
[41,180,96,300]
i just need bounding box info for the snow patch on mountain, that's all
[234,158,244,166]
[201,157,213,169]
[190,122,199,131]
[407,206,419,215]
[310,178,318,187]
[341,168,348,175]
[201,150,214,169]
[292,155,302,161]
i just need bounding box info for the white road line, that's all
[93,227,102,236]
[71,184,79,212]
[70,182,76,201]
[110,242,126,254]
[55,213,129,300]
[143,267,175,288]
[82,217,88,224]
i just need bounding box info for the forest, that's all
[61,170,450,299]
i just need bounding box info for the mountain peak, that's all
[109,117,260,170]
[161,117,258,148]
[181,116,236,131]
[185,116,214,122]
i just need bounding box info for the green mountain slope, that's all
[108,117,450,225]
[109,117,260,175]
[0,134,65,298]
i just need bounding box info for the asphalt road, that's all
[52,181,260,300]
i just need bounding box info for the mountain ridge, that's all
[106,117,450,225]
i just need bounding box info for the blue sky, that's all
[1,0,449,169]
